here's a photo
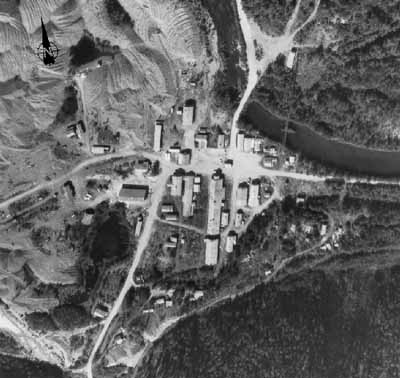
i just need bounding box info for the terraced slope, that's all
[0,0,220,196]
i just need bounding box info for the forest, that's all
[132,185,400,378]
[55,85,78,124]
[236,195,328,262]
[0,354,67,378]
[250,1,400,149]
[0,331,23,355]
[242,0,297,35]
[135,263,400,378]
[105,0,133,26]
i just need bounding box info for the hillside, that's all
[0,0,242,196]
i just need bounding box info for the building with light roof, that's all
[205,237,219,265]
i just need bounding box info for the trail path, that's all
[156,218,205,234]
[284,0,303,35]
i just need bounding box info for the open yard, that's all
[140,221,205,280]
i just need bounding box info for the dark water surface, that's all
[245,101,400,177]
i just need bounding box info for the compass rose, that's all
[36,17,59,66]
[36,42,59,65]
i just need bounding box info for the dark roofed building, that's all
[119,184,149,203]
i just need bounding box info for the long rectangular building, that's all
[182,173,195,217]
[171,172,183,196]
[207,171,225,235]
[154,121,163,152]
[248,180,260,208]
[205,237,219,266]
[119,184,149,204]
[236,182,249,208]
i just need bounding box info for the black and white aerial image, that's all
[1,0,400,377]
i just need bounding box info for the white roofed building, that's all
[182,101,195,125]
[207,171,225,235]
[236,183,249,208]
[153,121,163,152]
[205,237,219,266]
[248,179,260,208]
[236,132,245,151]
[286,48,297,70]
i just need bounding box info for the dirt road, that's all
[86,166,173,378]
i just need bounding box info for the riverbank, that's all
[244,101,400,177]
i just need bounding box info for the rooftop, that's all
[119,184,149,200]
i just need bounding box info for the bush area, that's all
[70,34,102,67]
[237,196,328,261]
[55,86,78,124]
[203,0,247,112]
[292,187,400,252]
[136,265,400,378]
[242,0,296,35]
[0,331,23,355]
[25,304,90,332]
[250,1,400,149]
[25,202,135,333]
[25,312,58,332]
[140,222,205,281]
[345,182,400,202]
[105,0,133,26]
[78,201,135,304]
[342,197,400,250]
[184,0,247,113]
[52,304,91,330]
[0,354,66,378]
[91,211,130,261]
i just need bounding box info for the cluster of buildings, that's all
[164,146,192,165]
[66,121,84,139]
[93,303,110,319]
[203,170,238,265]
[167,169,201,218]
[321,224,343,252]
[160,202,178,221]
[262,145,296,169]
[236,179,261,208]
[195,129,227,150]
[142,286,205,314]
[154,100,196,153]
[143,287,176,314]
[262,145,279,168]
[236,132,264,153]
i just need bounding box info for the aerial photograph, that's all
[0,0,400,377]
